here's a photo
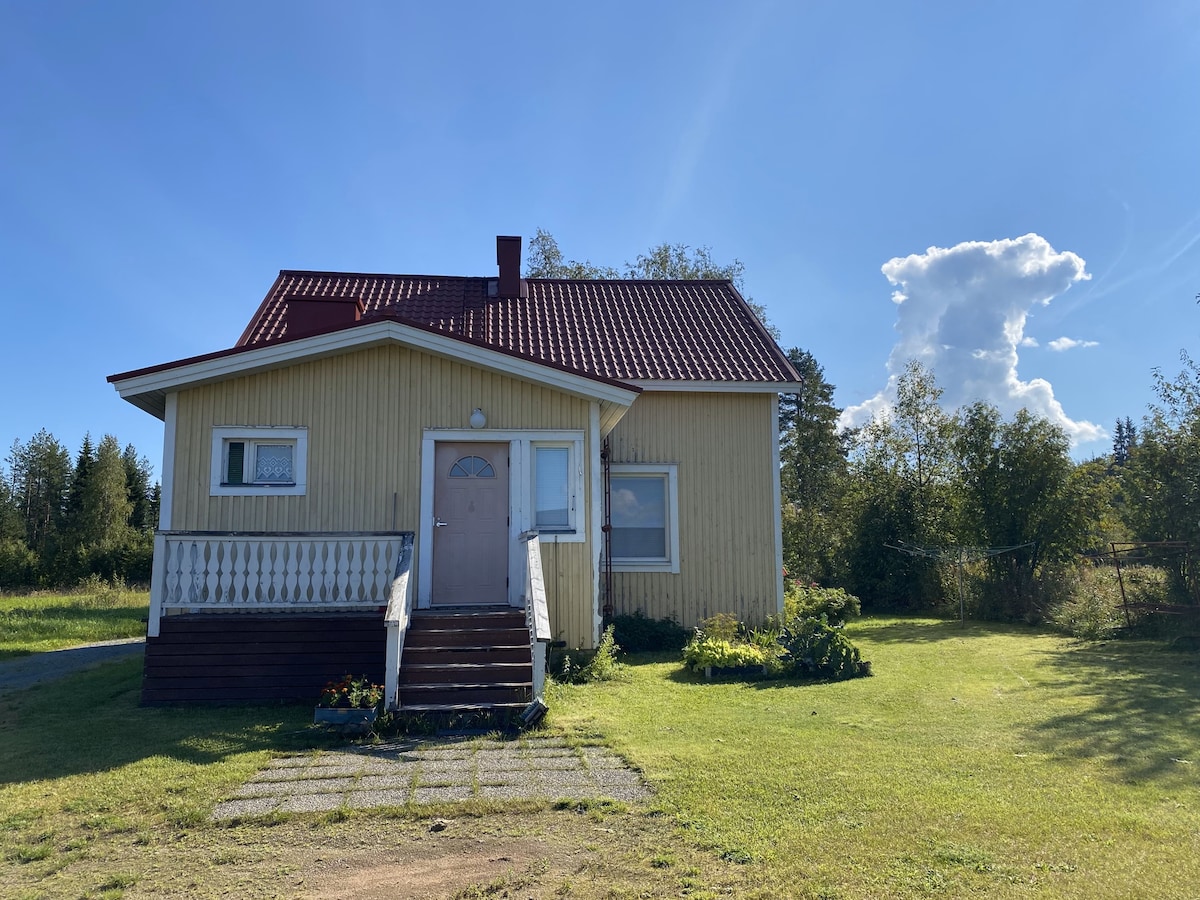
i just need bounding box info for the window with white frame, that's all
[532,442,579,535]
[609,464,679,572]
[210,427,308,496]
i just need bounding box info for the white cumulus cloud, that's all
[1047,336,1099,352]
[840,233,1104,445]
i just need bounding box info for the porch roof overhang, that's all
[108,316,642,430]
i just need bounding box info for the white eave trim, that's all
[111,321,641,416]
[629,380,804,393]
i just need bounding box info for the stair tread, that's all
[399,702,527,712]
[404,662,531,669]
[404,681,532,689]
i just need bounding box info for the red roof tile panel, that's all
[237,271,799,384]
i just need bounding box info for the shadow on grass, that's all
[850,616,1034,644]
[1023,638,1200,782]
[0,656,331,786]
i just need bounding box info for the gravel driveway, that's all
[0,638,145,693]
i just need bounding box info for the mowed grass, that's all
[550,617,1200,899]
[0,588,149,659]
[2,617,1198,898]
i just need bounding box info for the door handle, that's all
[435,518,449,527]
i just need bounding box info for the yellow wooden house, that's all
[109,236,802,711]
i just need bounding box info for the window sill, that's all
[611,559,679,574]
[532,529,584,543]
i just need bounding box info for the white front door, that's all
[431,441,509,606]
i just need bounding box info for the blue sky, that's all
[2,1,1199,477]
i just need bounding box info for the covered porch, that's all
[142,531,550,710]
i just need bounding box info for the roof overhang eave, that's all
[628,380,805,393]
[110,320,641,418]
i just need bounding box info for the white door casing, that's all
[431,441,509,606]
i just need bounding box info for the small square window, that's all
[211,427,307,496]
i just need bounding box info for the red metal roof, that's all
[236,271,800,384]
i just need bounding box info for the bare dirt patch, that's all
[301,834,551,900]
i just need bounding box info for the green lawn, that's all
[2,617,1197,898]
[0,588,149,659]
[550,617,1200,898]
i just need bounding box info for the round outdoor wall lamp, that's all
[469,408,486,429]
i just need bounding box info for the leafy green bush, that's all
[76,573,130,609]
[682,636,768,672]
[557,625,627,684]
[0,540,38,591]
[681,612,871,682]
[777,615,871,680]
[609,610,690,652]
[698,612,740,642]
[783,582,861,625]
[1049,566,1125,640]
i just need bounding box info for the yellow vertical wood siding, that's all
[169,344,595,646]
[606,391,779,628]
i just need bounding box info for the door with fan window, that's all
[431,442,509,606]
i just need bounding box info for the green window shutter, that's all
[226,441,245,485]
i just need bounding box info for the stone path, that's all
[213,736,649,820]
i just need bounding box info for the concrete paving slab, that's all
[534,756,584,770]
[214,736,650,820]
[346,788,411,808]
[417,772,474,787]
[278,793,345,813]
[212,797,281,819]
[356,773,417,791]
[413,785,473,803]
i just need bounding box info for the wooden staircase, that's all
[398,607,533,712]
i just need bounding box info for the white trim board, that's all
[628,380,804,393]
[111,320,640,419]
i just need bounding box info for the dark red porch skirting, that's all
[141,613,385,705]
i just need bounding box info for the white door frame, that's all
[418,429,585,609]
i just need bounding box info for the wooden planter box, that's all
[314,707,378,733]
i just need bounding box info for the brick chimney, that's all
[496,235,524,298]
[285,296,364,339]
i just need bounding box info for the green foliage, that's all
[608,610,689,652]
[842,362,957,610]
[776,615,871,680]
[783,582,861,625]
[682,637,768,672]
[317,675,384,710]
[2,430,158,589]
[75,573,130,609]
[1050,566,1126,640]
[1122,352,1200,598]
[557,625,627,684]
[954,403,1103,622]
[778,348,849,584]
[0,539,37,590]
[682,612,870,682]
[697,612,739,642]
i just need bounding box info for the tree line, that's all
[0,430,159,589]
[782,352,1200,623]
